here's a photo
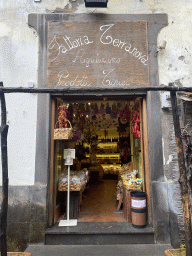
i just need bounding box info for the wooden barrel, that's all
[131,191,147,228]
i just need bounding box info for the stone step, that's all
[45,222,154,245]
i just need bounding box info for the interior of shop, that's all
[53,97,144,224]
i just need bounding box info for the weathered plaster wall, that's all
[0,0,191,249]
[75,0,192,87]
[0,1,73,186]
[0,0,191,186]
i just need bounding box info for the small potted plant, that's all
[164,243,186,255]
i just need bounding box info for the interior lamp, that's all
[84,0,108,8]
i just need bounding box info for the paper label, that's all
[131,199,146,208]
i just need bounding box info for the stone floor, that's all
[77,179,126,222]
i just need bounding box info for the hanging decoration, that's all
[69,101,131,130]
[122,141,131,163]
[117,102,123,110]
[117,106,130,134]
[120,105,130,122]
[92,114,97,120]
[68,103,73,123]
[57,104,69,128]
[77,107,81,117]
[111,102,118,119]
[118,140,131,164]
[70,130,82,142]
[91,102,95,110]
[54,104,73,140]
[99,103,105,115]
[94,103,99,115]
[106,103,111,114]
[131,109,141,140]
[83,117,98,149]
[86,103,90,116]
[80,103,86,115]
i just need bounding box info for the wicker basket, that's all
[54,120,73,140]
[58,183,82,191]
[123,184,142,191]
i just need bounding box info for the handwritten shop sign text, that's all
[47,21,149,88]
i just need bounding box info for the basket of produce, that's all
[123,179,142,191]
[54,119,73,140]
[54,104,73,140]
[58,170,88,191]
[123,183,142,191]
[121,173,131,183]
[119,162,133,175]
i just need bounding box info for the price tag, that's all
[131,199,146,208]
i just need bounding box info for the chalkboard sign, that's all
[47,21,149,89]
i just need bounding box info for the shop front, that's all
[28,13,171,244]
[50,95,150,227]
[45,17,151,228]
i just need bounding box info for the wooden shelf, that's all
[101,164,121,168]
[86,153,120,159]
[84,142,118,147]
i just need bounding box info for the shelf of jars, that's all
[84,142,119,154]
[85,153,120,161]
[84,134,121,175]
[85,153,121,175]
[101,164,121,175]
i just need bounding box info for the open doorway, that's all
[49,96,150,225]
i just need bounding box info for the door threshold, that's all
[45,222,154,245]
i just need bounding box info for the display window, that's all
[49,96,149,225]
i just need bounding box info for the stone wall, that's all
[0,185,47,251]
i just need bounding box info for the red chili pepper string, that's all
[131,109,141,140]
[57,104,69,128]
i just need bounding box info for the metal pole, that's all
[1,85,192,94]
[0,82,9,256]
[170,90,192,256]
[67,165,70,222]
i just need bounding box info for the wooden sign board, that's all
[47,21,149,89]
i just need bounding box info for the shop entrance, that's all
[49,95,150,226]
